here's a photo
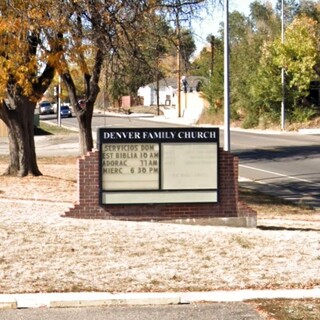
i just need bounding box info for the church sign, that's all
[98,127,219,205]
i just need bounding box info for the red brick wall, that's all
[64,149,256,220]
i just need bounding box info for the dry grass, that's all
[240,187,320,230]
[0,157,319,294]
[249,299,320,320]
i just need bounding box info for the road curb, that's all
[50,295,181,308]
[0,293,182,309]
[0,296,17,310]
[298,128,320,134]
[1,289,320,309]
[180,288,320,302]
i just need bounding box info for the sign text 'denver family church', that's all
[101,128,217,142]
[98,127,219,205]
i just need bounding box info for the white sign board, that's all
[99,128,219,205]
[161,143,217,190]
[101,143,159,190]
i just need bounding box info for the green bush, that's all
[289,105,317,123]
[242,112,259,129]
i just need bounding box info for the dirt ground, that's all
[0,157,319,294]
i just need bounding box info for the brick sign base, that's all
[64,149,257,227]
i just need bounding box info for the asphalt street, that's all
[0,303,265,320]
[0,113,319,209]
[47,113,320,209]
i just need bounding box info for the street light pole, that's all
[210,35,215,77]
[281,0,285,130]
[224,0,230,151]
[176,12,181,118]
[57,75,61,127]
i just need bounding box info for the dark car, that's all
[39,101,54,115]
[60,105,72,118]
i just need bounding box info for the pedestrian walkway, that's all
[0,135,80,157]
[1,288,320,309]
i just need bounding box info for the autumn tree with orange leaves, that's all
[0,0,207,176]
[0,1,63,176]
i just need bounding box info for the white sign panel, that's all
[99,127,219,204]
[161,143,217,190]
[101,143,159,190]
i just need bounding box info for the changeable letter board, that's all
[99,128,219,204]
[101,143,159,190]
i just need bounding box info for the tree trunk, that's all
[61,49,103,156]
[0,99,41,177]
[78,101,94,155]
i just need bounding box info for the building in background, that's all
[138,76,204,107]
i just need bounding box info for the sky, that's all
[192,0,278,53]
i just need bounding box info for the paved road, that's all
[0,303,265,320]
[55,113,320,209]
[2,113,319,209]
[42,113,184,132]
[229,130,320,209]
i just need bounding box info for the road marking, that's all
[238,177,252,182]
[239,164,320,185]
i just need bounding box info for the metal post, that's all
[176,13,181,118]
[103,69,106,126]
[57,76,61,127]
[281,0,285,130]
[224,0,230,151]
[210,35,215,77]
[156,67,160,116]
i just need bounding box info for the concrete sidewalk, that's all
[1,288,320,309]
[0,134,80,157]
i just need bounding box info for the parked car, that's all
[39,101,54,115]
[60,105,72,118]
[53,102,70,113]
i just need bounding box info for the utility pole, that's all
[156,54,160,116]
[58,76,61,127]
[55,76,61,127]
[176,10,182,118]
[224,0,230,152]
[281,0,285,130]
[210,35,215,77]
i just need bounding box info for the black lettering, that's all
[103,167,123,174]
[149,160,158,166]
[149,153,158,158]
[106,160,127,166]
